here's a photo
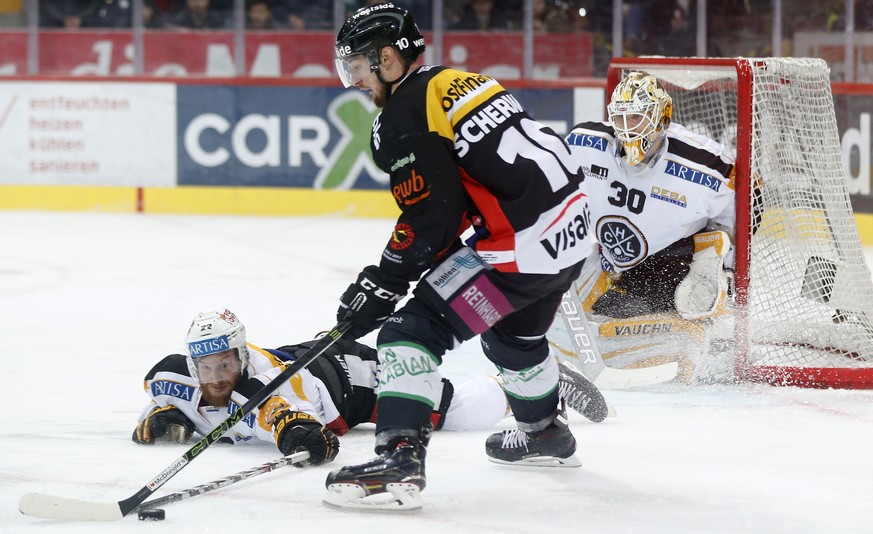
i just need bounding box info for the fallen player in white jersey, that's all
[133,308,608,465]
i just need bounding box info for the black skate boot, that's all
[558,361,609,423]
[324,427,429,510]
[486,404,581,467]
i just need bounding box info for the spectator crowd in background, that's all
[26,0,593,31]
[10,1,866,48]
[2,1,873,78]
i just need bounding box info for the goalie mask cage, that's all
[607,57,873,389]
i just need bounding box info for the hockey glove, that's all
[337,265,409,340]
[272,410,339,467]
[132,405,195,445]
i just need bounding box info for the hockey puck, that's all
[137,509,165,521]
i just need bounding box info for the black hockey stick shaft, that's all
[116,322,350,517]
[135,451,309,511]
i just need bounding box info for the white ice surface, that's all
[2,211,872,533]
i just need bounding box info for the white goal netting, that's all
[609,57,873,388]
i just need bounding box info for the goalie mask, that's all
[334,3,425,88]
[185,308,249,385]
[608,72,673,166]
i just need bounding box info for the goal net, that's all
[606,57,873,388]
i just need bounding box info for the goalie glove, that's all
[337,265,409,340]
[674,230,731,320]
[132,405,195,445]
[272,410,339,467]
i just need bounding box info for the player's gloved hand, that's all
[132,405,195,445]
[337,265,409,339]
[272,410,339,467]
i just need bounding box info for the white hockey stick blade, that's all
[323,483,423,511]
[594,361,679,389]
[19,493,123,522]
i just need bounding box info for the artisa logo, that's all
[189,335,230,357]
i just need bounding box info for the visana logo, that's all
[539,202,591,260]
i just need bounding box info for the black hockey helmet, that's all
[334,3,425,88]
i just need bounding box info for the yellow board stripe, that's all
[0,185,871,246]
[0,185,399,218]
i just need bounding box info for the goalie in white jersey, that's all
[567,71,737,321]
[133,308,606,463]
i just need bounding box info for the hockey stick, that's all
[19,322,350,522]
[135,451,310,511]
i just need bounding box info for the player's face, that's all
[344,54,388,108]
[343,54,373,87]
[195,349,242,406]
[611,109,653,140]
[614,113,646,133]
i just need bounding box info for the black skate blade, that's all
[488,454,582,468]
[323,483,423,511]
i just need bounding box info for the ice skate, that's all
[324,435,427,511]
[558,361,609,423]
[486,405,581,467]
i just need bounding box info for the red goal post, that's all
[606,57,873,388]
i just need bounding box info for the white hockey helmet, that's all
[608,71,673,166]
[185,308,250,384]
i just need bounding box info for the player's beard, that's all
[201,379,234,407]
[370,83,388,108]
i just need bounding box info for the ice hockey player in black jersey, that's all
[327,2,596,510]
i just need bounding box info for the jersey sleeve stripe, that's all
[572,121,615,137]
[667,138,735,179]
